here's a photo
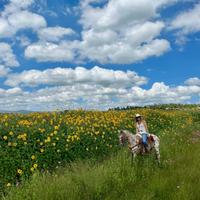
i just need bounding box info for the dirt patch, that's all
[190,131,200,144]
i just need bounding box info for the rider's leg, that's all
[142,133,148,152]
[142,133,147,145]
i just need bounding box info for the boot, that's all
[144,143,148,153]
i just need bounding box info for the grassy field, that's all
[1,109,200,199]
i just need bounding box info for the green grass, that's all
[2,123,200,200]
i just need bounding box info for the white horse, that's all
[119,130,160,163]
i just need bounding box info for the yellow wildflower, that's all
[40,148,44,153]
[31,155,36,160]
[30,167,34,172]
[9,131,13,136]
[3,136,8,140]
[13,142,17,147]
[33,163,38,169]
[8,142,12,146]
[17,169,23,175]
[6,183,11,187]
[54,130,58,135]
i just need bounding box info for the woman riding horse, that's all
[135,113,149,152]
[119,114,160,163]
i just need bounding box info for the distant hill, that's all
[0,110,33,114]
[109,103,200,111]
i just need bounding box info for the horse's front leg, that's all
[131,153,134,166]
[131,151,137,166]
[131,152,133,165]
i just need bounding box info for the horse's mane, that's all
[121,130,134,136]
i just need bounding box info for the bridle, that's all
[119,133,127,145]
[120,132,139,151]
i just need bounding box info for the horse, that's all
[119,130,160,164]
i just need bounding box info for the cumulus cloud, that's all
[25,41,77,62]
[79,0,172,64]
[0,18,13,37]
[38,26,75,42]
[16,35,31,47]
[0,80,199,111]
[0,65,10,77]
[0,0,46,38]
[169,3,200,45]
[78,20,170,64]
[185,77,200,86]
[1,66,199,111]
[77,0,173,64]
[0,87,23,97]
[8,11,46,31]
[170,3,200,35]
[80,0,176,30]
[23,0,172,64]
[0,43,19,67]
[2,0,34,17]
[5,66,147,87]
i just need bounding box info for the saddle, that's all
[136,134,155,145]
[148,135,155,143]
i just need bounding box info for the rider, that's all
[135,113,149,152]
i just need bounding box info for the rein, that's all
[129,143,139,151]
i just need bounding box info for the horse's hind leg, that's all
[131,153,133,166]
[154,142,160,163]
[131,152,136,166]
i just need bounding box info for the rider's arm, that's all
[135,123,139,134]
[143,120,149,133]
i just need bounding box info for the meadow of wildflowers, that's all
[0,109,199,192]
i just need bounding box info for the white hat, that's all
[135,113,141,118]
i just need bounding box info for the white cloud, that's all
[16,35,31,47]
[0,0,46,38]
[38,26,75,42]
[5,66,147,87]
[77,0,172,64]
[169,3,200,45]
[0,65,10,77]
[80,0,176,30]
[2,0,34,17]
[185,77,200,86]
[2,87,23,96]
[1,66,199,111]
[124,21,165,46]
[8,11,46,31]
[0,18,13,37]
[23,0,172,64]
[170,3,200,35]
[0,79,199,111]
[80,36,170,64]
[0,43,19,67]
[25,41,77,62]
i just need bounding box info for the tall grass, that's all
[3,122,200,200]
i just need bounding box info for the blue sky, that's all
[0,0,199,111]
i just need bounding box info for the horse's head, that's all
[118,130,128,146]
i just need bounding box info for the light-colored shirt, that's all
[136,122,147,134]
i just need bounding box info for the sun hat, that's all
[135,113,142,118]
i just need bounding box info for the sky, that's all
[0,0,200,111]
